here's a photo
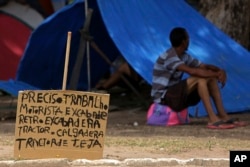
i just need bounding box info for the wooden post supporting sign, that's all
[14,31,110,160]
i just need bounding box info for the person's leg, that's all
[163,77,233,128]
[100,63,131,89]
[186,77,221,123]
[207,78,230,120]
[187,77,247,128]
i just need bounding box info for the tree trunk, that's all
[198,0,250,50]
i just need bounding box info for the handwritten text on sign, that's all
[14,90,110,160]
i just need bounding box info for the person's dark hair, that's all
[169,27,187,47]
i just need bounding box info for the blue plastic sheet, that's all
[12,0,250,116]
[0,80,39,97]
[16,0,120,91]
[97,0,250,116]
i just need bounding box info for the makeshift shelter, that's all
[1,0,250,117]
[16,0,120,91]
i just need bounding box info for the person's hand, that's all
[217,69,227,88]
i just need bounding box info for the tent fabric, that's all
[0,1,44,29]
[16,0,120,91]
[0,1,44,80]
[0,12,32,80]
[2,0,250,117]
[0,79,39,97]
[96,0,250,117]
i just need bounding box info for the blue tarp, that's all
[96,0,250,117]
[16,0,120,91]
[3,0,250,116]
[0,80,39,96]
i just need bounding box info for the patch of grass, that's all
[1,133,250,158]
[0,135,15,146]
[104,136,250,154]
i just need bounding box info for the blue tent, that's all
[2,0,250,117]
[96,0,250,117]
[16,0,120,91]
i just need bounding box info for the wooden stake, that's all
[62,31,72,90]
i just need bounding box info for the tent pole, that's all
[68,9,93,90]
[85,0,91,91]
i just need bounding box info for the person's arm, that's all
[199,63,221,72]
[199,63,227,87]
[177,63,226,88]
[177,63,219,78]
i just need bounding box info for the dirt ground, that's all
[0,84,250,161]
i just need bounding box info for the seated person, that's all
[95,57,141,91]
[151,27,248,129]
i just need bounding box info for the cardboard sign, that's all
[14,90,110,160]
